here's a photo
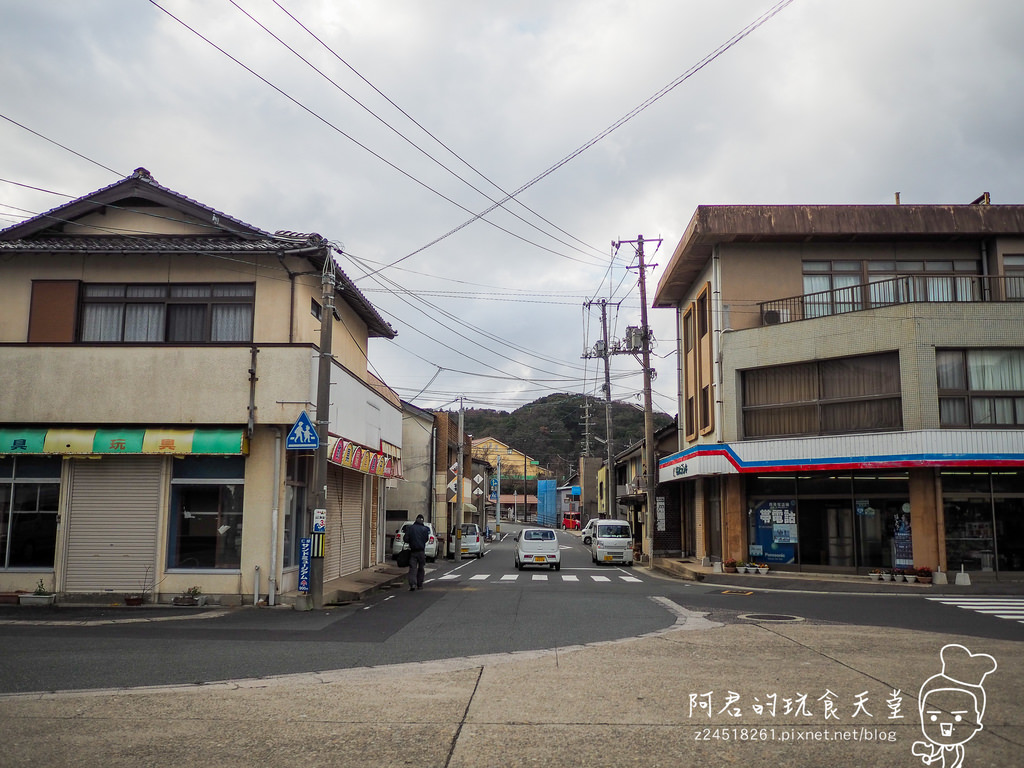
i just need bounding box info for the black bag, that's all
[396,548,411,567]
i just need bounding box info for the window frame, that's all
[742,352,903,439]
[79,282,255,344]
[938,348,1024,428]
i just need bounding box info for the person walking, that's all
[405,514,430,591]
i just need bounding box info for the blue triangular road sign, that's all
[287,411,319,450]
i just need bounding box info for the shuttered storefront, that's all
[323,465,366,580]
[63,457,163,593]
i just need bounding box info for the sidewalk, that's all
[1,600,1020,767]
[652,557,1024,595]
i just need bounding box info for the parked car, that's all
[392,521,438,562]
[561,513,580,530]
[448,523,484,558]
[580,518,597,545]
[514,527,561,571]
[590,520,634,566]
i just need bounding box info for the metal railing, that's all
[759,275,1024,326]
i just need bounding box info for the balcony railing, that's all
[759,274,1024,326]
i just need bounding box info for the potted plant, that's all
[879,569,892,581]
[869,568,882,581]
[891,568,904,583]
[756,563,769,574]
[916,566,933,584]
[723,558,738,573]
[173,585,203,606]
[19,579,56,607]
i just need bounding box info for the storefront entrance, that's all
[746,472,910,571]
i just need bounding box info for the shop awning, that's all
[0,427,247,456]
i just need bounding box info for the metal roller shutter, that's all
[341,470,364,573]
[63,457,163,593]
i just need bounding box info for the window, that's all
[80,283,254,343]
[168,457,245,570]
[0,457,61,568]
[938,349,1024,427]
[743,353,902,438]
[283,453,309,568]
[1005,256,1024,300]
[803,259,980,317]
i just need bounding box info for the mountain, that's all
[462,393,674,482]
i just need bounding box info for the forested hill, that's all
[461,393,673,482]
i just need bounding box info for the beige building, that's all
[0,168,401,603]
[654,202,1024,578]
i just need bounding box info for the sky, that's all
[4,1,1024,418]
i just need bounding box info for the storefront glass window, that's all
[943,498,996,572]
[168,457,244,570]
[747,471,909,571]
[942,470,1024,572]
[283,453,309,569]
[0,457,61,569]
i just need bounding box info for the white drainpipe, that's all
[268,428,282,606]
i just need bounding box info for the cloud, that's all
[3,0,1023,415]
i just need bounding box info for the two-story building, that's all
[0,168,401,603]
[654,202,1024,578]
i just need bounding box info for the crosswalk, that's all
[926,597,1024,625]
[433,572,644,585]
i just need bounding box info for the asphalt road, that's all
[0,524,1020,695]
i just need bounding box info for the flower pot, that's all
[19,593,55,606]
[724,566,737,573]
[869,573,880,581]
[172,596,198,606]
[757,567,769,575]
[905,574,917,583]
[124,595,144,606]
[917,576,932,584]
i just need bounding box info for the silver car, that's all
[448,523,484,558]
[392,521,438,562]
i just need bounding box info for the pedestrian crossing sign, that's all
[287,411,319,450]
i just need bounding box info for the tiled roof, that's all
[0,235,288,252]
[0,168,271,240]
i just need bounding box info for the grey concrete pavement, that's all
[1,600,1021,767]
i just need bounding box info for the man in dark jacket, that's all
[405,514,431,591]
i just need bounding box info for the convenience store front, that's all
[659,431,1024,576]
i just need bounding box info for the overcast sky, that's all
[4,1,1024,418]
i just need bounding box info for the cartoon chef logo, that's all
[912,643,997,768]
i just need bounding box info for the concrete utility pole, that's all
[619,235,661,569]
[311,241,334,608]
[582,298,621,515]
[455,397,464,562]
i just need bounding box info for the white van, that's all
[590,520,634,566]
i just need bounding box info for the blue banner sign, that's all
[298,537,311,593]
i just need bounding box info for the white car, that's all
[448,523,484,558]
[580,518,597,545]
[392,521,438,562]
[514,527,561,571]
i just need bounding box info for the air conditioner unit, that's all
[762,308,789,325]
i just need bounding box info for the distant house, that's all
[0,168,401,603]
[654,202,1024,576]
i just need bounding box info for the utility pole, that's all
[619,235,661,569]
[582,298,621,517]
[455,397,464,561]
[311,239,333,608]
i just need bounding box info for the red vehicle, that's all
[561,512,581,530]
